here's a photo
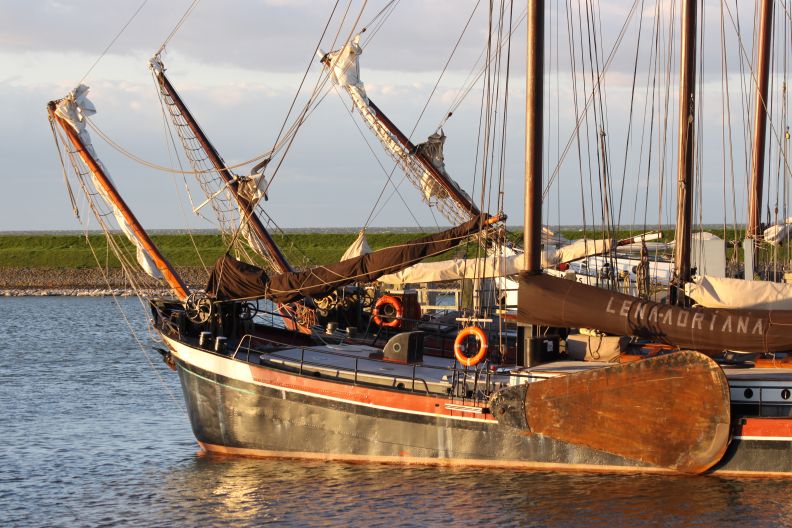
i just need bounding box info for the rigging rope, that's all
[154,0,201,57]
[262,0,370,197]
[78,0,149,85]
[266,0,342,165]
[52,124,185,409]
[360,0,490,229]
[331,84,423,228]
[723,0,792,242]
[439,7,528,130]
[49,119,80,219]
[359,0,400,42]
[153,73,212,273]
[543,0,641,200]
[616,0,646,232]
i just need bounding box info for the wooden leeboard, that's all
[490,351,731,474]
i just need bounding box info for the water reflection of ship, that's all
[158,458,790,526]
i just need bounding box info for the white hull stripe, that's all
[165,335,492,424]
[180,366,258,396]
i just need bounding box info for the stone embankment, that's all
[0,267,210,296]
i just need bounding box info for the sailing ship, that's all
[47,0,792,476]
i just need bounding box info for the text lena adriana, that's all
[605,297,765,335]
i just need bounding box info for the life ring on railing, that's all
[454,326,488,367]
[372,295,403,328]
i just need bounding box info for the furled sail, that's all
[207,214,489,303]
[519,272,792,353]
[324,35,476,225]
[54,85,163,281]
[686,275,792,311]
[379,254,519,284]
[377,238,611,284]
[553,238,612,263]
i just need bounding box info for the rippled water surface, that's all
[4,296,792,526]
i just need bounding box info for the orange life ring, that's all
[372,295,403,328]
[454,326,488,367]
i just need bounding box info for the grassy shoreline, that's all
[0,229,675,269]
[2,226,758,271]
[0,227,767,293]
[0,233,435,268]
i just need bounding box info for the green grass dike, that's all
[0,226,748,270]
[0,232,443,269]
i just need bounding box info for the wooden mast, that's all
[671,0,698,306]
[48,101,190,302]
[154,69,294,275]
[366,99,481,218]
[747,0,774,240]
[524,0,544,272]
[516,0,545,368]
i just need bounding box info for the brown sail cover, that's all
[519,272,792,353]
[207,213,488,303]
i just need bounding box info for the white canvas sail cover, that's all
[235,176,280,267]
[685,275,792,310]
[55,85,163,280]
[378,255,519,284]
[54,84,96,156]
[327,34,367,100]
[764,218,792,245]
[340,229,372,261]
[378,238,611,284]
[237,214,272,265]
[554,238,611,262]
[668,231,722,245]
[238,171,267,205]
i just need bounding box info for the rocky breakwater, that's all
[0,267,210,297]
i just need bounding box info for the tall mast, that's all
[747,0,774,239]
[671,0,697,305]
[524,0,544,272]
[154,69,294,274]
[48,101,190,302]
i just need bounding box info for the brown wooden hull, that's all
[490,352,731,473]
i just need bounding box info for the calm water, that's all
[3,297,792,527]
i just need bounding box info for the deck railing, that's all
[231,333,499,405]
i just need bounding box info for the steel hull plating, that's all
[167,337,792,476]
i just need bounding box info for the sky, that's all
[0,0,780,232]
